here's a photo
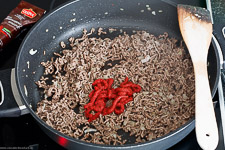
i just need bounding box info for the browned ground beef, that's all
[36,28,195,145]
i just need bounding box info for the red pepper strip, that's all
[124,77,129,83]
[108,89,117,99]
[120,82,133,88]
[84,89,102,109]
[120,77,129,87]
[102,96,128,115]
[92,79,103,86]
[119,97,128,104]
[88,112,101,122]
[85,102,103,121]
[97,94,108,100]
[117,92,127,96]
[96,83,102,89]
[130,84,142,93]
[85,104,102,122]
[106,78,114,88]
[85,77,141,122]
[115,87,133,96]
[120,96,133,104]
[109,93,117,99]
[120,82,141,93]
[84,107,93,118]
[114,102,125,115]
[107,89,113,98]
[93,99,105,112]
[94,86,99,90]
[89,90,95,99]
[92,79,108,89]
[84,102,91,109]
[97,91,108,99]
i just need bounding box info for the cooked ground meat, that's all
[36,28,195,145]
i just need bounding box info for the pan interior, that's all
[16,0,219,146]
[18,24,217,111]
[17,0,187,111]
[21,23,184,110]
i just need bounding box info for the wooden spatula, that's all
[177,5,219,150]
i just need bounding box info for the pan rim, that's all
[14,0,220,148]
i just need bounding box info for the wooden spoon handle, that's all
[194,62,219,150]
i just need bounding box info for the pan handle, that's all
[0,68,29,117]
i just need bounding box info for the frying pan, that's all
[0,0,220,149]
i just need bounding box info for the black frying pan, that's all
[0,0,220,149]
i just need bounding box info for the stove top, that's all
[0,0,224,150]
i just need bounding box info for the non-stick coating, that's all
[15,0,220,149]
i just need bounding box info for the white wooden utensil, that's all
[177,4,219,150]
